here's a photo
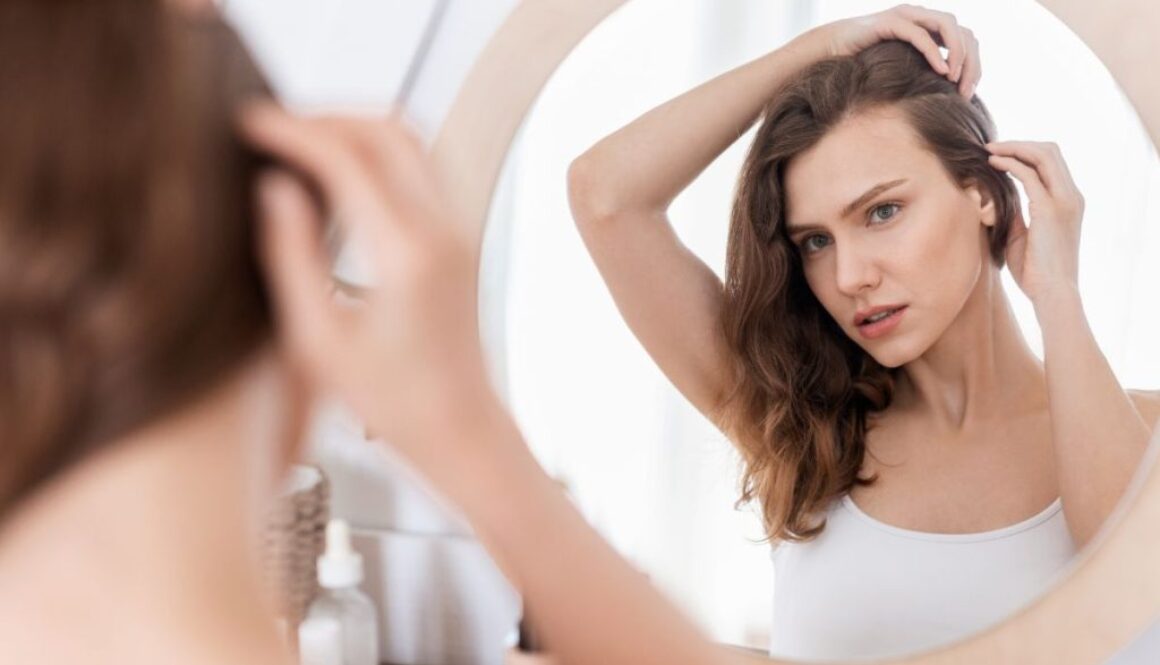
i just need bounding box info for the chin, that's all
[860,338,922,370]
[873,352,909,369]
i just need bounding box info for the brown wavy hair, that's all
[0,1,275,519]
[719,41,1019,544]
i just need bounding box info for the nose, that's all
[834,242,880,297]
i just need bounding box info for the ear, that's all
[965,179,997,228]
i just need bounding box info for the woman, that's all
[0,2,309,663]
[565,2,1160,660]
[0,3,724,664]
[0,2,748,664]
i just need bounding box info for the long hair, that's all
[720,41,1019,544]
[0,1,275,518]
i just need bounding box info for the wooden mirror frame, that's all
[432,1,1160,661]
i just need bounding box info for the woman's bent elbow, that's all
[567,154,621,227]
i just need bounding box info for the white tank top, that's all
[768,492,1075,662]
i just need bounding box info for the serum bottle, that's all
[298,519,379,665]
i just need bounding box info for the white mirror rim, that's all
[433,0,1160,661]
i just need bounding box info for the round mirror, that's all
[472,0,1160,660]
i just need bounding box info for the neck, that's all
[0,357,293,665]
[893,267,1047,433]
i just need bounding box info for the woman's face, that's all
[782,107,995,368]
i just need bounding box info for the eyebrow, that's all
[786,178,909,236]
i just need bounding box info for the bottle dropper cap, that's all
[317,518,364,589]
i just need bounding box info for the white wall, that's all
[221,0,519,137]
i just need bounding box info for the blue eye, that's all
[801,234,830,254]
[870,203,901,224]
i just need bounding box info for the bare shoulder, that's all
[1127,389,1160,428]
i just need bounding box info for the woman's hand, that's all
[794,3,981,98]
[986,141,1085,308]
[236,103,502,468]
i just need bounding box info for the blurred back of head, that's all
[0,0,275,517]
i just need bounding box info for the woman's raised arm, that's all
[987,140,1160,548]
